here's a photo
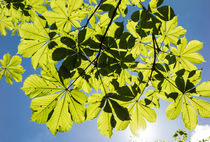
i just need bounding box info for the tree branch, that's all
[137,33,157,100]
[68,0,122,89]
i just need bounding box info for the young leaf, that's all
[0,53,25,84]
[157,16,186,46]
[171,37,205,70]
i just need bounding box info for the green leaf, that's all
[22,74,61,98]
[196,81,210,97]
[18,15,54,69]
[175,76,185,93]
[182,40,203,54]
[109,99,130,121]
[43,0,84,32]
[86,103,102,120]
[22,64,87,135]
[86,93,104,120]
[172,37,204,70]
[166,95,182,120]
[157,16,186,46]
[188,97,210,118]
[138,102,156,122]
[71,90,87,105]
[47,95,73,135]
[149,0,164,9]
[0,53,25,84]
[97,110,113,138]
[182,97,197,130]
[126,21,139,38]
[154,6,175,21]
[115,117,129,131]
[129,103,146,136]
[30,93,61,123]
[0,9,14,36]
[68,96,86,123]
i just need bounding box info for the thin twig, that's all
[68,0,104,33]
[96,67,107,94]
[137,33,157,100]
[95,0,122,64]
[84,0,104,28]
[68,0,122,89]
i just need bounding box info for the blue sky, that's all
[0,0,210,142]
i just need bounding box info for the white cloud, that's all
[191,125,210,142]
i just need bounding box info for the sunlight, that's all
[137,124,158,142]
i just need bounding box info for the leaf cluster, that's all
[0,0,210,138]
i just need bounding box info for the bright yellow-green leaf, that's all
[149,0,163,10]
[26,0,48,14]
[0,53,25,84]
[126,21,139,38]
[166,96,183,120]
[43,0,85,32]
[18,15,53,69]
[188,97,210,118]
[182,53,205,64]
[88,93,104,103]
[30,93,62,123]
[71,90,87,104]
[86,103,102,120]
[183,40,203,54]
[47,94,73,135]
[196,81,210,97]
[115,116,129,131]
[21,74,61,98]
[139,102,156,122]
[22,64,87,135]
[97,111,113,138]
[0,9,14,36]
[182,97,197,130]
[118,69,131,87]
[158,16,186,46]
[68,96,86,123]
[129,103,146,136]
[172,37,204,70]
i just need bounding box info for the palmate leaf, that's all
[166,79,210,130]
[86,92,130,137]
[0,53,25,84]
[22,63,87,135]
[129,101,157,136]
[157,16,186,46]
[171,37,205,70]
[18,14,58,69]
[42,0,87,32]
[1,0,210,138]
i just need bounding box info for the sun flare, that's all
[137,124,158,142]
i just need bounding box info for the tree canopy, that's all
[0,0,210,138]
